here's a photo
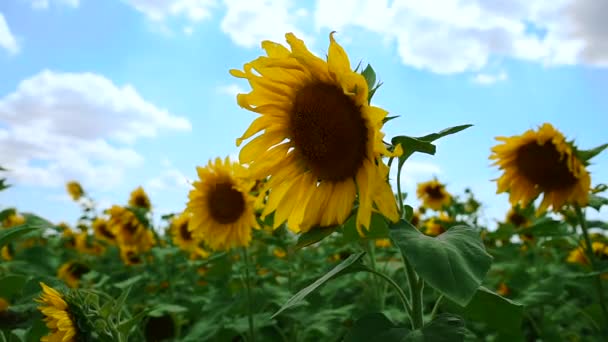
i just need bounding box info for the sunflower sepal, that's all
[588,194,608,212]
[360,64,382,103]
[574,142,608,166]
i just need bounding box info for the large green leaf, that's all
[523,218,572,237]
[344,312,409,342]
[406,314,467,342]
[588,194,608,211]
[271,252,366,318]
[0,226,40,250]
[0,275,28,298]
[390,220,493,306]
[445,286,524,336]
[295,225,340,250]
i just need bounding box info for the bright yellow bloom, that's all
[36,282,78,342]
[0,297,8,312]
[170,212,209,259]
[119,245,144,266]
[107,206,155,252]
[567,241,608,265]
[2,212,25,228]
[273,247,287,258]
[416,179,452,211]
[424,213,452,237]
[375,238,392,248]
[490,123,591,214]
[1,246,12,261]
[230,32,400,235]
[129,186,151,210]
[66,181,84,201]
[186,157,259,251]
[57,261,90,288]
[92,218,115,244]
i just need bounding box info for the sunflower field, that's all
[1,32,608,342]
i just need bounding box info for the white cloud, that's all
[29,0,79,10]
[147,166,191,191]
[473,71,508,85]
[0,70,191,189]
[314,0,608,74]
[221,0,312,48]
[124,0,217,22]
[0,13,19,55]
[216,83,245,97]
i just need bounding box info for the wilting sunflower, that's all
[107,206,155,252]
[66,181,84,201]
[230,32,401,234]
[92,218,115,244]
[129,186,151,211]
[57,261,90,288]
[36,282,78,342]
[490,123,591,214]
[170,213,209,259]
[186,157,259,251]
[416,179,452,211]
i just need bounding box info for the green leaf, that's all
[295,225,340,250]
[523,218,572,237]
[0,226,40,250]
[588,194,608,211]
[578,143,608,163]
[113,275,144,290]
[148,304,189,317]
[345,312,410,342]
[415,124,474,143]
[368,82,382,103]
[361,64,377,90]
[587,220,608,230]
[445,286,524,335]
[342,213,390,242]
[390,220,493,306]
[0,275,28,298]
[392,136,436,156]
[406,314,467,342]
[271,251,366,318]
[383,115,400,124]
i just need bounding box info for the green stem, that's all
[242,248,256,342]
[362,267,412,318]
[403,257,424,329]
[575,205,608,328]
[430,294,444,320]
[365,240,383,310]
[396,162,405,217]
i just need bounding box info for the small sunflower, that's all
[375,238,391,248]
[93,218,115,244]
[129,186,151,211]
[1,245,13,261]
[186,157,259,251]
[506,207,530,227]
[107,206,155,252]
[36,282,78,342]
[170,212,209,259]
[424,213,452,237]
[490,123,591,214]
[273,247,287,258]
[66,181,84,201]
[120,245,144,266]
[2,212,25,228]
[416,179,452,211]
[410,210,421,227]
[0,297,8,312]
[57,261,90,288]
[230,32,400,234]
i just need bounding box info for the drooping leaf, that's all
[344,312,410,342]
[523,218,572,237]
[0,226,40,250]
[390,220,493,306]
[295,225,341,250]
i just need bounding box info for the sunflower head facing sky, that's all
[128,186,152,211]
[186,157,259,251]
[66,181,84,201]
[490,123,591,214]
[36,282,78,342]
[230,32,401,235]
[416,179,452,211]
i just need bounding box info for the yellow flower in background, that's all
[1,245,13,261]
[66,181,84,201]
[57,261,90,288]
[170,212,210,259]
[273,247,287,258]
[567,241,608,265]
[490,123,591,214]
[567,247,588,265]
[506,207,530,228]
[129,186,151,210]
[186,157,259,251]
[230,32,400,235]
[375,239,392,248]
[496,283,510,297]
[92,218,116,244]
[424,213,452,237]
[36,282,78,342]
[120,245,144,266]
[410,210,421,227]
[107,206,155,252]
[0,297,8,312]
[2,212,25,228]
[416,179,452,211]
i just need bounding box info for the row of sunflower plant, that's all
[1,32,607,341]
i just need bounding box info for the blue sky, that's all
[1,0,607,229]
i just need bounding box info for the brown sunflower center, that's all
[425,185,445,200]
[98,224,115,240]
[133,195,149,208]
[124,221,139,235]
[208,182,245,224]
[179,222,193,241]
[69,263,90,279]
[508,212,528,227]
[289,82,368,182]
[515,142,578,190]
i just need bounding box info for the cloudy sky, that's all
[1,0,607,228]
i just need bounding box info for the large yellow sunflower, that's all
[36,282,78,342]
[186,157,259,251]
[66,181,84,201]
[128,186,152,210]
[490,123,591,214]
[230,32,400,234]
[57,261,90,288]
[416,179,452,211]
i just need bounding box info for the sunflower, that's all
[119,245,144,266]
[92,218,115,244]
[0,297,8,312]
[410,210,421,227]
[36,282,78,342]
[2,212,25,228]
[230,32,401,234]
[186,157,259,251]
[1,245,13,261]
[424,212,452,237]
[129,186,151,211]
[506,207,530,227]
[416,179,452,211]
[66,181,84,201]
[375,238,391,248]
[490,123,591,214]
[57,261,90,288]
[567,241,608,265]
[170,212,209,259]
[107,205,155,252]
